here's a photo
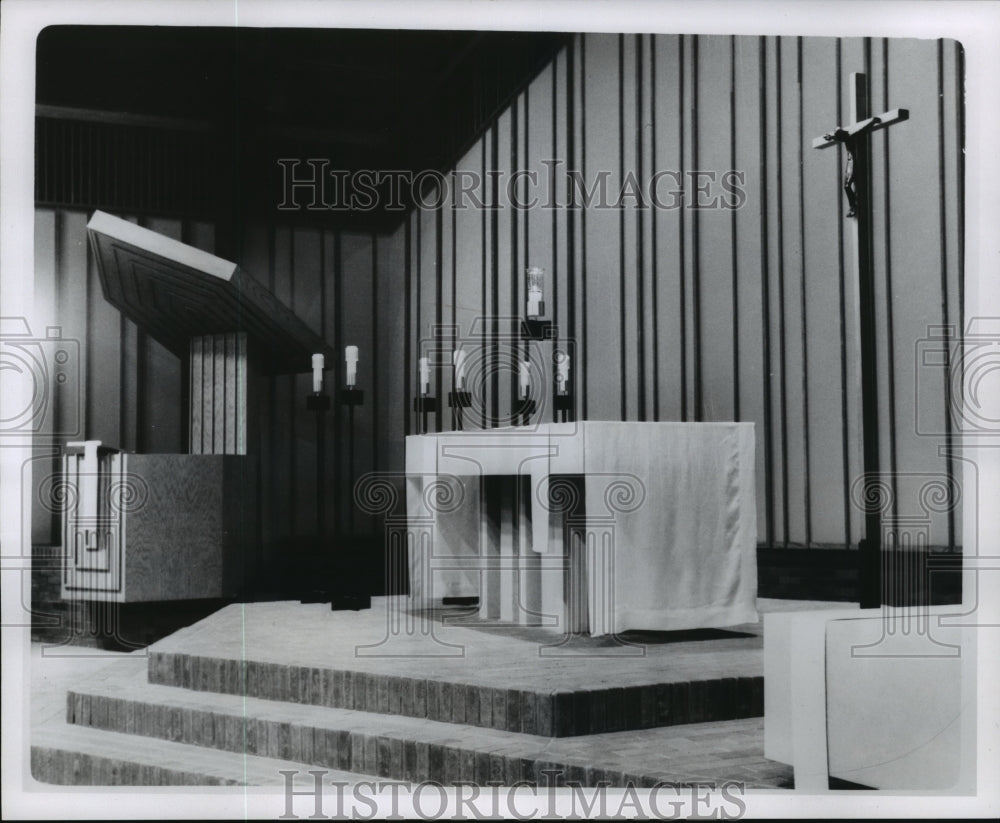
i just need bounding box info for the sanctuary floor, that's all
[28,597,851,788]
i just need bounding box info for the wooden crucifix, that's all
[813,72,908,609]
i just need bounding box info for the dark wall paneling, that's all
[733,36,770,542]
[495,107,514,425]
[696,35,737,426]
[651,35,685,425]
[777,37,810,546]
[884,37,960,549]
[763,35,788,546]
[398,33,963,551]
[638,34,656,422]
[582,34,623,423]
[551,48,571,422]
[801,36,849,546]
[620,34,641,422]
[941,39,964,549]
[338,233,377,536]
[838,36,868,546]
[291,228,322,538]
[453,138,484,416]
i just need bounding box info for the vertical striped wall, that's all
[401,33,964,550]
[32,32,964,557]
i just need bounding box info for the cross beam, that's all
[813,73,909,609]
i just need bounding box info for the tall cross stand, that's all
[812,72,908,608]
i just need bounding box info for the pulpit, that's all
[59,211,334,602]
[405,421,758,636]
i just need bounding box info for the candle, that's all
[345,345,359,388]
[419,357,430,396]
[555,351,570,395]
[526,266,544,319]
[453,348,467,390]
[519,360,530,400]
[312,353,325,393]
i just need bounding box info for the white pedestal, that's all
[764,605,976,791]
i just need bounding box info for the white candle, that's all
[452,348,467,390]
[419,357,430,396]
[345,345,359,388]
[311,353,325,393]
[555,351,570,394]
[526,267,544,318]
[519,360,530,400]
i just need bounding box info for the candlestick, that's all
[453,348,467,390]
[312,353,325,393]
[526,266,544,319]
[345,345,358,388]
[519,360,530,400]
[555,351,571,395]
[419,357,430,396]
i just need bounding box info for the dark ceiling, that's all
[35,26,569,233]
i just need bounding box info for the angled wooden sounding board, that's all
[59,212,334,603]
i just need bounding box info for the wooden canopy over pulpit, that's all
[59,212,334,603]
[87,210,334,454]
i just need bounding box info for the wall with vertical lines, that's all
[32,32,964,559]
[401,33,964,550]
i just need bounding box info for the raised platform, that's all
[29,597,836,788]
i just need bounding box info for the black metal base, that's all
[522,318,555,340]
[513,398,537,426]
[553,393,573,411]
[306,392,331,411]
[339,388,364,405]
[413,396,439,413]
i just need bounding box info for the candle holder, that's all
[521,317,555,341]
[554,391,572,422]
[513,394,537,427]
[413,395,438,435]
[448,390,473,431]
[338,388,364,406]
[306,391,331,411]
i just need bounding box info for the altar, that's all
[405,421,758,636]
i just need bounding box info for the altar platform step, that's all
[32,722,365,786]
[143,598,780,737]
[62,657,789,788]
[146,651,763,737]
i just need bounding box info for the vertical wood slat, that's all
[187,332,248,456]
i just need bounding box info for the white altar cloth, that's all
[405,422,758,635]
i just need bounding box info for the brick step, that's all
[31,723,378,786]
[147,650,763,737]
[67,660,788,788]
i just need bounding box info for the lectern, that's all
[59,211,334,602]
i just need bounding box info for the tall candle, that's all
[312,353,325,393]
[555,351,570,394]
[345,345,359,388]
[519,360,530,399]
[419,357,430,396]
[526,266,544,318]
[453,348,467,390]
